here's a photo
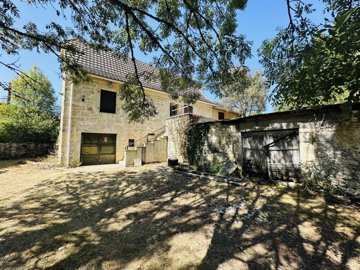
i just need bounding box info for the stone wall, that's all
[180,105,360,196]
[124,137,168,167]
[0,142,53,159]
[166,114,202,163]
[59,75,216,167]
[212,107,239,120]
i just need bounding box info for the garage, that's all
[81,133,116,165]
[242,129,300,179]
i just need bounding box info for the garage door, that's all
[242,129,300,180]
[81,133,116,165]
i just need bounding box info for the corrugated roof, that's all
[66,40,215,104]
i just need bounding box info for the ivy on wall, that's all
[167,114,201,162]
[185,122,211,167]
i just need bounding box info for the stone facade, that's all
[124,136,168,167]
[181,105,360,195]
[0,142,53,159]
[59,75,238,167]
[166,114,202,163]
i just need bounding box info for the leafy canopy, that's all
[10,66,57,114]
[0,66,59,142]
[259,0,360,110]
[220,71,268,117]
[1,0,252,121]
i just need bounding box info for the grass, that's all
[0,160,359,270]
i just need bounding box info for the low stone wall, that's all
[178,105,360,197]
[124,137,168,167]
[0,142,54,160]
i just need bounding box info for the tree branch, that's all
[124,11,147,108]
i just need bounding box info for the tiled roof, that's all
[66,40,215,104]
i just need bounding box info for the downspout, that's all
[66,82,74,167]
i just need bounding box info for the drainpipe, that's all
[66,82,74,167]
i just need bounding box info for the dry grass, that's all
[0,160,359,270]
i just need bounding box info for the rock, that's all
[118,160,125,168]
[17,160,27,165]
[134,159,142,167]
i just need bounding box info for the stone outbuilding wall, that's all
[181,104,360,196]
[166,114,204,163]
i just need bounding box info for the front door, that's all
[81,133,116,165]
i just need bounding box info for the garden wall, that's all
[0,142,54,159]
[166,114,206,163]
[181,104,360,197]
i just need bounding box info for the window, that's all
[170,103,178,116]
[218,112,225,120]
[128,139,135,147]
[184,105,193,114]
[100,90,116,113]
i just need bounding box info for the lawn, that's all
[0,160,359,270]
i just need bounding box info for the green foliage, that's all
[0,66,59,142]
[259,1,360,110]
[119,74,157,123]
[1,0,252,121]
[185,123,210,166]
[220,71,268,117]
[11,66,57,113]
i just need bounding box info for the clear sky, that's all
[0,0,326,112]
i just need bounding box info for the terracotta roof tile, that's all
[66,41,215,104]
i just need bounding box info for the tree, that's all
[1,0,251,121]
[0,66,59,142]
[10,66,57,114]
[220,71,267,117]
[259,0,360,110]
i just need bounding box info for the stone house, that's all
[58,42,238,167]
[176,103,360,196]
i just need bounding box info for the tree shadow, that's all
[0,166,359,270]
[197,185,360,270]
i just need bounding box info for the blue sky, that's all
[0,0,326,112]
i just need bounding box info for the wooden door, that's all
[242,129,300,179]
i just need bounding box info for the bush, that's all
[0,103,59,143]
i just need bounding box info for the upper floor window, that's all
[170,103,178,116]
[184,105,193,114]
[218,112,225,120]
[128,139,135,147]
[100,90,116,113]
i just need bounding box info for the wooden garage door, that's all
[242,129,300,179]
[81,133,116,165]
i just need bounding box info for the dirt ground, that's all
[0,159,359,270]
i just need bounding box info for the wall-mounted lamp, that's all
[108,81,113,88]
[81,95,85,102]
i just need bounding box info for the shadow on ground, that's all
[0,166,359,270]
